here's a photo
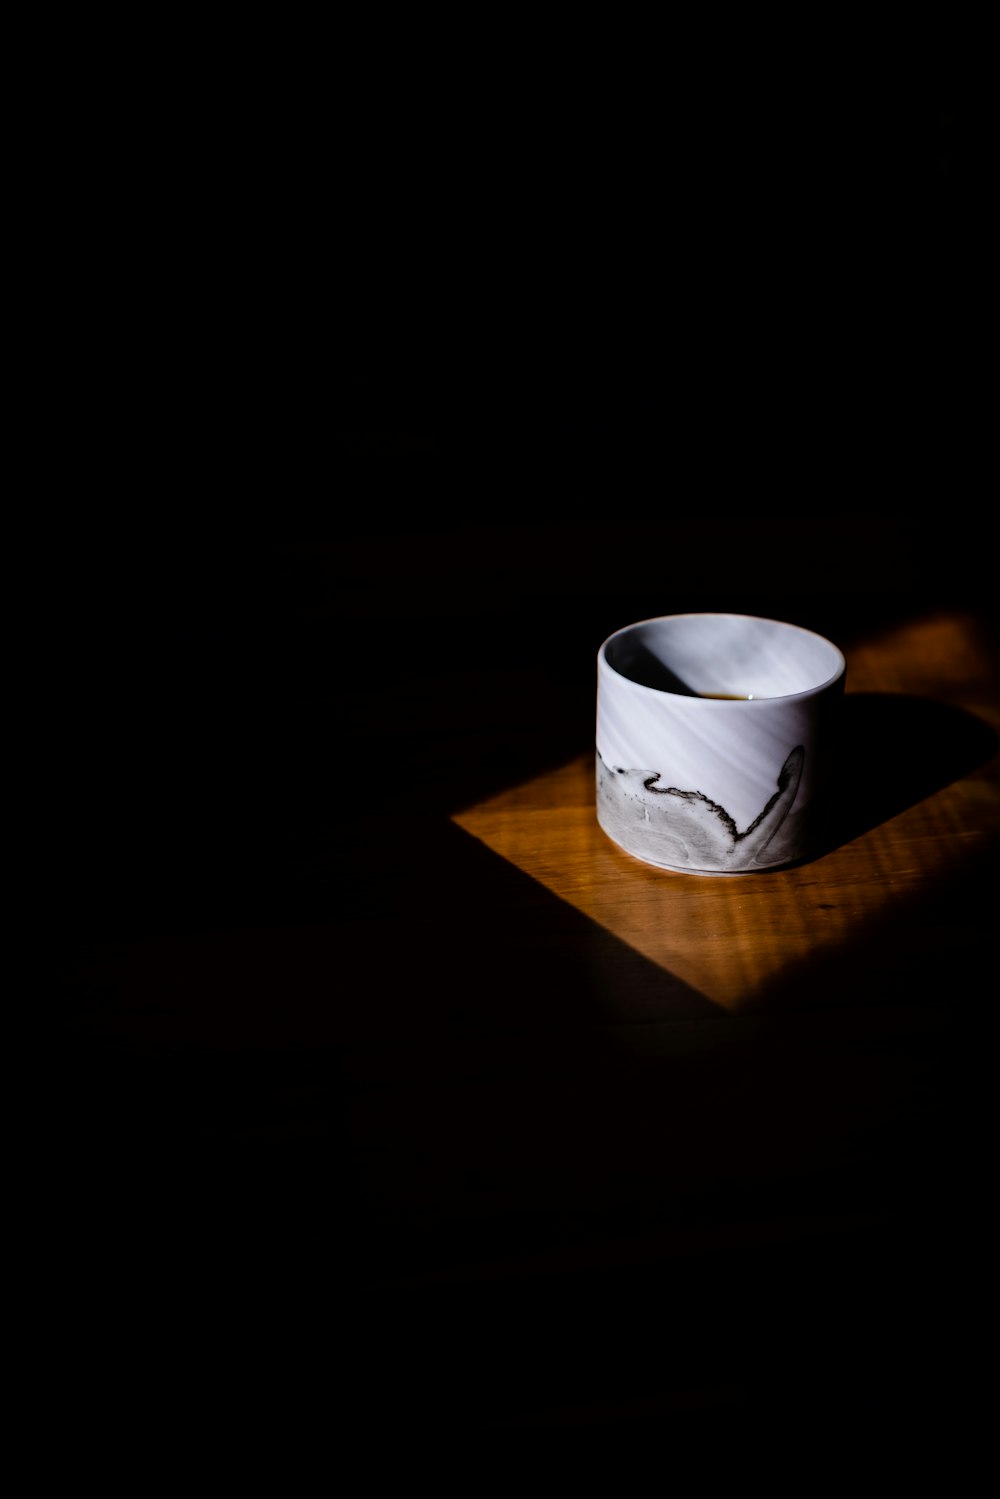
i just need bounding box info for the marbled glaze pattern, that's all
[597,744,804,872]
[595,613,846,874]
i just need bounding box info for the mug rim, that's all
[598,611,846,704]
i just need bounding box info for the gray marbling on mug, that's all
[597,744,804,872]
[595,613,846,875]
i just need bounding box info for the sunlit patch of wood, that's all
[452,613,1000,1012]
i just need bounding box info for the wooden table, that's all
[45,522,999,1452]
[455,609,1000,1012]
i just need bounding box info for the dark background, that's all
[40,57,994,1462]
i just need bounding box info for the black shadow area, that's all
[44,835,982,1446]
[41,724,990,1447]
[817,692,998,858]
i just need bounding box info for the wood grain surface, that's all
[454,611,1000,1011]
[44,559,998,1453]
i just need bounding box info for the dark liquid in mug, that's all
[701,692,753,700]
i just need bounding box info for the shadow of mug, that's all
[816,692,999,858]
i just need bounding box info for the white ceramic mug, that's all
[596,613,846,873]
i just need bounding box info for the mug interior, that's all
[603,614,844,700]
